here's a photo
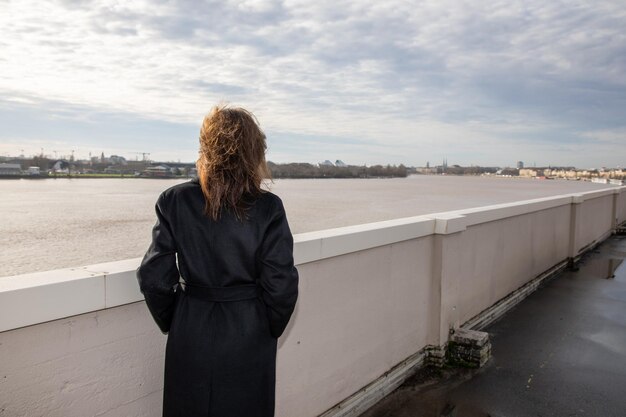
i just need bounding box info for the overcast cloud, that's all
[1,0,625,167]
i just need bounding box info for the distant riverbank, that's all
[0,173,193,180]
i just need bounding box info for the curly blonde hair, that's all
[196,105,271,220]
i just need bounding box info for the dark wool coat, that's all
[136,179,298,417]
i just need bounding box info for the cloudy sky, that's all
[1,0,625,168]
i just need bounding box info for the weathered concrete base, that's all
[319,350,426,417]
[569,228,617,270]
[462,259,568,331]
[446,328,491,368]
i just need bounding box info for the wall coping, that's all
[1,185,623,333]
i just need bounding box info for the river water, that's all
[0,176,615,277]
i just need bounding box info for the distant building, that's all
[415,166,437,174]
[51,160,70,174]
[319,160,334,167]
[517,161,524,169]
[0,163,21,176]
[109,155,128,165]
[104,166,121,174]
[519,168,538,177]
[143,164,172,178]
[335,160,347,167]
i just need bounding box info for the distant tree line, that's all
[267,162,408,179]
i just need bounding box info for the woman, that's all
[137,106,299,417]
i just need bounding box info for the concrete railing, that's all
[1,186,624,417]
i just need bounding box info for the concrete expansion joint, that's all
[567,261,580,271]
[567,257,580,271]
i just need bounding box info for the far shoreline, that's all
[0,174,614,184]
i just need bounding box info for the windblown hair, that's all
[196,106,271,220]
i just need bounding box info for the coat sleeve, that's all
[258,197,299,338]
[136,194,179,333]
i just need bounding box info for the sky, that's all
[1,0,625,168]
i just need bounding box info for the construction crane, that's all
[131,152,151,162]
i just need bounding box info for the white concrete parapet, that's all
[1,186,625,417]
[0,258,142,333]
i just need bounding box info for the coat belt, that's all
[181,282,260,302]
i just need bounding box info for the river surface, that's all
[0,176,615,277]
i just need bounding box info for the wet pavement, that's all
[362,235,626,417]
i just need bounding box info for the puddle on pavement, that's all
[575,236,625,280]
[576,257,624,279]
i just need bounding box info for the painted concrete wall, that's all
[0,303,165,417]
[439,204,572,338]
[276,236,435,417]
[1,186,624,417]
[576,193,614,254]
[618,190,626,224]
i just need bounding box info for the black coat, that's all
[137,179,298,417]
